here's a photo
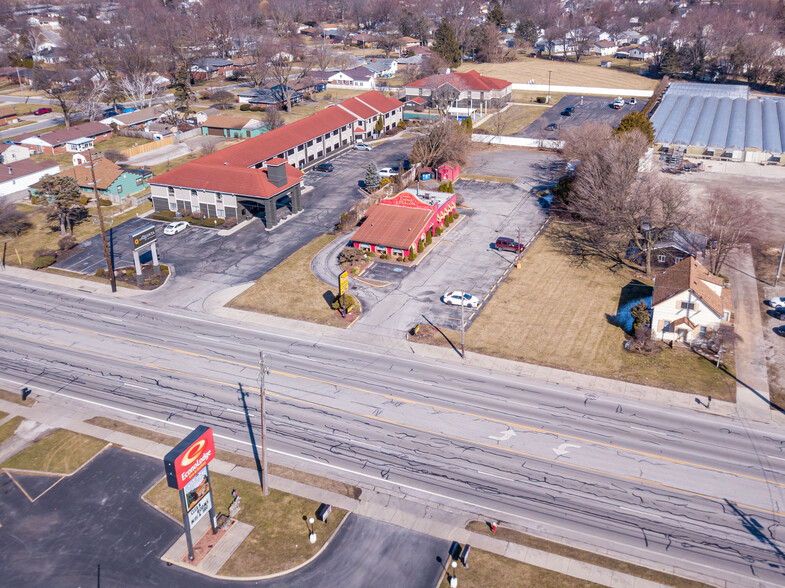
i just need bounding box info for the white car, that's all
[612,97,625,109]
[378,166,400,178]
[442,291,480,308]
[354,142,373,151]
[163,221,188,235]
[767,296,785,309]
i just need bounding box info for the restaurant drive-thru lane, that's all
[0,277,784,587]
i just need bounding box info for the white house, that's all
[589,41,618,56]
[363,58,398,77]
[651,257,732,343]
[0,159,60,197]
[0,144,30,164]
[629,45,659,61]
[327,66,377,89]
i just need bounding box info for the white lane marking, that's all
[100,315,123,323]
[489,429,516,442]
[620,506,662,519]
[123,383,148,390]
[553,443,581,457]
[196,335,218,341]
[767,455,785,462]
[477,470,514,482]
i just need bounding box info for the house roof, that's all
[202,115,257,130]
[354,90,403,114]
[363,58,397,74]
[633,45,656,53]
[151,161,303,200]
[1,158,59,181]
[105,105,166,127]
[198,104,358,168]
[396,36,420,44]
[193,57,233,69]
[404,96,427,105]
[594,40,617,48]
[411,46,432,55]
[61,157,123,190]
[338,97,378,119]
[0,106,16,118]
[406,69,511,92]
[332,66,375,82]
[351,204,433,250]
[652,257,729,317]
[18,122,112,147]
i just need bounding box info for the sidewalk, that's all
[0,396,680,588]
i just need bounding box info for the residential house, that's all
[66,157,151,203]
[650,257,732,343]
[626,229,707,269]
[629,45,659,61]
[396,36,421,53]
[0,106,19,126]
[403,70,512,118]
[351,189,457,259]
[35,47,68,64]
[191,58,234,81]
[101,105,166,129]
[347,33,377,48]
[147,123,177,140]
[589,41,618,57]
[0,144,30,164]
[262,81,305,105]
[363,58,398,78]
[17,122,113,155]
[0,159,59,197]
[236,87,287,107]
[401,96,427,110]
[327,66,377,89]
[617,30,649,45]
[194,108,221,125]
[0,67,33,86]
[201,115,267,139]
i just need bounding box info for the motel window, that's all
[169,201,177,211]
[298,145,304,151]
[307,140,314,147]
[288,149,294,156]
[167,187,174,198]
[190,189,197,199]
[663,320,672,332]
[680,301,695,311]
[657,255,666,263]
[217,207,225,219]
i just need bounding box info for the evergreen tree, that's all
[365,162,381,192]
[515,18,538,44]
[630,301,650,334]
[487,1,507,28]
[432,18,462,69]
[172,66,193,114]
[659,42,681,77]
[614,111,655,143]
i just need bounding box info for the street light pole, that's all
[775,241,785,286]
[259,351,269,496]
[547,70,552,104]
[88,150,116,292]
[461,294,465,359]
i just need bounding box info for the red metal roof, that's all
[406,69,511,92]
[151,161,303,199]
[338,98,377,120]
[265,157,287,165]
[198,106,357,168]
[354,90,404,114]
[352,204,433,250]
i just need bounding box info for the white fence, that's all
[472,134,564,150]
[511,83,654,98]
[174,128,203,142]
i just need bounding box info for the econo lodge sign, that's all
[164,426,215,490]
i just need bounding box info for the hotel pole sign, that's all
[163,426,217,560]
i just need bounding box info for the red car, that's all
[33,107,52,115]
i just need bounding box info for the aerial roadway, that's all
[0,276,782,587]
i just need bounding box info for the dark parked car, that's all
[495,237,525,253]
[561,107,573,117]
[314,163,334,172]
[545,122,559,131]
[33,107,52,115]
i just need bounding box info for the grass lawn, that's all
[6,201,152,269]
[87,417,361,498]
[1,429,107,474]
[439,548,603,588]
[478,104,549,136]
[466,522,713,588]
[450,225,736,399]
[0,416,23,446]
[145,472,347,577]
[457,57,658,91]
[229,233,356,328]
[0,388,36,407]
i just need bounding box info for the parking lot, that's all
[350,150,552,336]
[55,139,413,311]
[517,94,645,139]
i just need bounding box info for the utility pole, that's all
[775,241,785,286]
[88,150,116,293]
[516,227,521,269]
[460,295,465,359]
[259,351,269,496]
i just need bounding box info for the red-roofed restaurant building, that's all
[403,69,512,118]
[351,189,456,259]
[150,91,403,229]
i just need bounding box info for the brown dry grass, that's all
[459,57,658,90]
[86,417,360,499]
[0,388,36,407]
[465,521,713,588]
[1,429,107,474]
[438,548,603,588]
[477,104,549,136]
[0,416,23,446]
[229,233,357,328]
[145,472,346,577]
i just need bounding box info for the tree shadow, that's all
[238,383,264,491]
[606,280,653,333]
[421,314,462,357]
[724,500,785,564]
[549,223,637,273]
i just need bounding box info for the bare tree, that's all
[410,118,470,168]
[268,35,313,112]
[487,98,514,139]
[75,78,108,121]
[264,105,284,130]
[699,187,759,275]
[212,89,235,110]
[39,69,81,128]
[560,121,613,163]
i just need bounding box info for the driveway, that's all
[0,446,448,587]
[517,94,645,140]
[56,138,414,311]
[348,159,550,337]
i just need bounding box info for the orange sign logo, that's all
[180,440,206,467]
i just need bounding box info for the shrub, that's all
[190,210,205,221]
[150,279,160,286]
[352,266,361,275]
[79,195,90,206]
[125,269,135,277]
[397,120,407,130]
[239,103,251,111]
[103,149,127,163]
[31,255,56,269]
[461,117,473,132]
[379,177,392,188]
[160,265,170,275]
[434,226,442,236]
[250,105,263,112]
[58,235,77,250]
[417,240,423,253]
[202,217,224,227]
[330,294,357,310]
[322,93,332,101]
[425,231,432,244]
[200,91,213,100]
[223,217,238,228]
[437,181,454,193]
[452,211,459,219]
[95,268,105,277]
[396,256,403,262]
[30,195,40,205]
[536,96,546,103]
[152,210,176,221]
[34,248,57,258]
[455,193,465,206]
[98,198,112,207]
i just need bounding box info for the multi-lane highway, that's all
[0,276,783,587]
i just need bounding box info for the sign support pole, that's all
[259,351,269,496]
[179,489,195,561]
[88,149,116,292]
